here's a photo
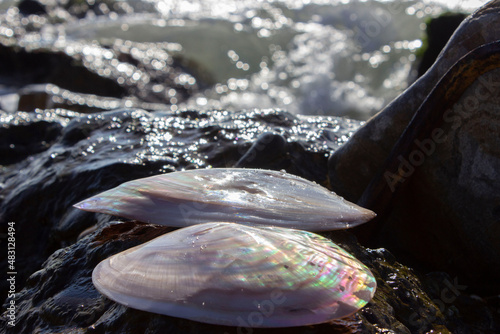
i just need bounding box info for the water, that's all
[2,0,489,119]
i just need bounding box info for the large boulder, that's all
[328,0,500,294]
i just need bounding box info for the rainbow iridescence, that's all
[92,222,376,327]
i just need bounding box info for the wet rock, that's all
[0,115,62,165]
[328,1,500,295]
[0,43,124,97]
[361,67,500,295]
[329,0,500,201]
[416,12,467,78]
[0,221,467,334]
[235,132,288,169]
[0,1,212,112]
[1,105,498,332]
[15,84,169,113]
[0,39,199,110]
[0,107,360,305]
[18,0,47,16]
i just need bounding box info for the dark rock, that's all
[235,132,288,169]
[329,1,500,202]
[0,221,467,333]
[0,118,62,165]
[0,43,126,98]
[15,84,169,113]
[1,105,497,332]
[360,67,500,295]
[416,12,467,78]
[0,107,359,306]
[18,0,47,16]
[0,39,200,109]
[328,1,500,295]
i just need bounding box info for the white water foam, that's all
[61,0,487,119]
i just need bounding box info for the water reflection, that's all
[0,0,488,119]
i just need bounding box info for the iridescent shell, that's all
[92,222,376,327]
[75,168,375,231]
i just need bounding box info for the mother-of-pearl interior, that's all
[77,168,377,327]
[75,168,376,231]
[92,222,376,327]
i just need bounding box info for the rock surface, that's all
[416,12,467,78]
[329,0,500,201]
[1,107,499,333]
[1,220,486,334]
[0,39,200,111]
[0,0,210,113]
[328,0,500,295]
[0,108,361,304]
[1,0,500,333]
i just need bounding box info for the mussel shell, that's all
[75,168,375,231]
[92,222,377,327]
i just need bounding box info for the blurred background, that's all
[0,0,489,120]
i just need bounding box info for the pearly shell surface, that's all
[75,168,375,231]
[92,222,376,327]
